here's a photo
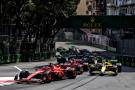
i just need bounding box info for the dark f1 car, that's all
[14,64,77,84]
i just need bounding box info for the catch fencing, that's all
[0,52,54,64]
[118,56,135,67]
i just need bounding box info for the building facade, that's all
[106,0,135,60]
[107,0,119,15]
[76,0,109,46]
[76,0,97,15]
[76,0,106,15]
[119,0,135,15]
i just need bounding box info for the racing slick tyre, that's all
[14,74,18,80]
[14,70,29,84]
[41,73,52,84]
[67,70,77,79]
[117,66,122,72]
[113,72,118,76]
[89,69,95,76]
[76,66,83,75]
[14,74,22,84]
[19,70,29,79]
[99,73,104,76]
[80,67,84,74]
[89,72,95,76]
[46,73,52,83]
[51,73,62,81]
[83,65,88,72]
[14,70,29,80]
[113,69,118,76]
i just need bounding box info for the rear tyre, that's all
[80,67,84,74]
[14,71,29,84]
[113,69,118,76]
[19,70,29,79]
[117,66,122,72]
[83,65,88,72]
[90,72,95,76]
[41,73,52,84]
[46,73,52,83]
[89,69,95,76]
[67,70,77,79]
[99,73,104,76]
[76,66,83,74]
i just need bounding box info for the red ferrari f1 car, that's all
[14,64,77,84]
[59,59,84,75]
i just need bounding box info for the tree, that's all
[1,0,81,61]
[1,0,28,55]
[30,0,81,51]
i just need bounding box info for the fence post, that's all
[7,54,10,63]
[0,54,2,64]
[16,54,21,62]
[131,57,134,67]
[43,52,47,60]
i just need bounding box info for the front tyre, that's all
[113,69,118,76]
[14,74,18,80]
[83,65,89,72]
[117,66,122,72]
[89,72,95,76]
[14,70,29,81]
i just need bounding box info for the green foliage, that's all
[1,0,80,25]
[1,0,81,55]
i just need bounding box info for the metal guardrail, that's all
[117,56,135,67]
[67,40,116,52]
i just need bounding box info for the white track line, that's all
[0,77,15,86]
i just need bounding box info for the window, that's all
[88,5,92,11]
[93,2,96,9]
[86,11,89,14]
[86,1,89,5]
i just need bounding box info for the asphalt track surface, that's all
[0,42,135,90]
[0,66,135,90]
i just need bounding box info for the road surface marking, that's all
[0,77,15,86]
[14,66,22,71]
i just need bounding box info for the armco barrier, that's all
[118,56,135,67]
[0,54,4,64]
[0,54,10,64]
[16,54,21,62]
[41,52,47,60]
[34,53,40,61]
[10,54,15,63]
[33,52,50,61]
[0,52,52,64]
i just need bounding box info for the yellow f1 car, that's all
[89,60,119,76]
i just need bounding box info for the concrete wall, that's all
[64,32,73,40]
[88,34,110,46]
